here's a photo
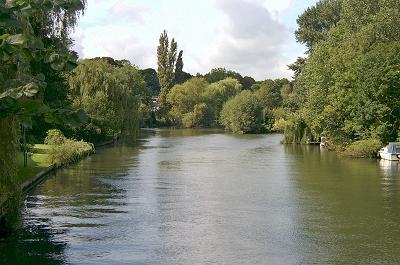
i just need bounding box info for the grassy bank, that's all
[17,148,51,184]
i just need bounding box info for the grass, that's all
[17,145,51,183]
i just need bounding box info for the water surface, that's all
[1,129,400,264]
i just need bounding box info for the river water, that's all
[1,129,400,264]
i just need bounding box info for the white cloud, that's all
[109,1,148,24]
[72,0,316,80]
[205,0,294,79]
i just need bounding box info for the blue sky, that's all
[72,0,318,80]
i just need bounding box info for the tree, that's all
[220,91,264,134]
[295,0,342,51]
[204,78,242,122]
[166,77,242,128]
[174,50,184,84]
[242,76,256,90]
[205,68,243,84]
[204,68,256,89]
[157,30,178,110]
[140,68,161,96]
[286,0,400,147]
[166,78,210,127]
[69,59,148,142]
[0,0,86,204]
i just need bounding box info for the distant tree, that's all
[205,68,242,84]
[166,78,210,127]
[220,91,264,134]
[140,68,161,96]
[242,76,256,90]
[174,50,184,84]
[204,78,242,121]
[204,68,255,89]
[157,30,178,111]
[255,79,289,109]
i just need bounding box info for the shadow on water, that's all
[284,145,400,264]
[0,215,68,265]
[0,138,149,264]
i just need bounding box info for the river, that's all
[1,129,400,264]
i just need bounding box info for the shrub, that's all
[182,103,209,128]
[49,139,94,167]
[220,90,264,134]
[44,129,66,145]
[272,118,288,133]
[342,138,382,158]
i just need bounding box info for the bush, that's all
[342,138,382,158]
[49,139,94,167]
[182,103,209,128]
[220,90,264,134]
[272,118,288,133]
[44,129,66,145]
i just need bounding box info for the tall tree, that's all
[157,30,178,111]
[295,0,342,51]
[0,0,85,204]
[174,50,185,84]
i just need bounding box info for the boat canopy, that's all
[387,142,400,153]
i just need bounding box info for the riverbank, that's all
[0,137,115,234]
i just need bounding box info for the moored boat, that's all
[378,142,400,161]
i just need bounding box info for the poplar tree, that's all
[157,30,178,112]
[174,50,185,84]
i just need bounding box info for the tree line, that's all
[282,0,400,156]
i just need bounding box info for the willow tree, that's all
[0,1,86,205]
[69,59,148,142]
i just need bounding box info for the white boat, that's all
[378,142,400,161]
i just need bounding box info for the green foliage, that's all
[255,79,289,109]
[166,77,242,128]
[44,129,66,146]
[167,78,210,127]
[204,78,242,120]
[49,139,94,167]
[140,68,160,95]
[296,0,342,50]
[342,138,382,158]
[0,117,19,200]
[204,68,254,90]
[174,50,189,84]
[182,103,208,128]
[69,59,148,141]
[157,30,178,110]
[0,1,85,225]
[286,0,400,146]
[220,91,264,134]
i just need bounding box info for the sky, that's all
[72,0,318,80]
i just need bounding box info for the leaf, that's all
[50,61,65,71]
[7,34,26,45]
[46,53,61,63]
[17,82,39,98]
[5,0,19,8]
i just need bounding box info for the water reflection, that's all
[285,145,400,264]
[1,131,400,264]
[379,159,400,178]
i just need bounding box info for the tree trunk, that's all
[0,116,19,199]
